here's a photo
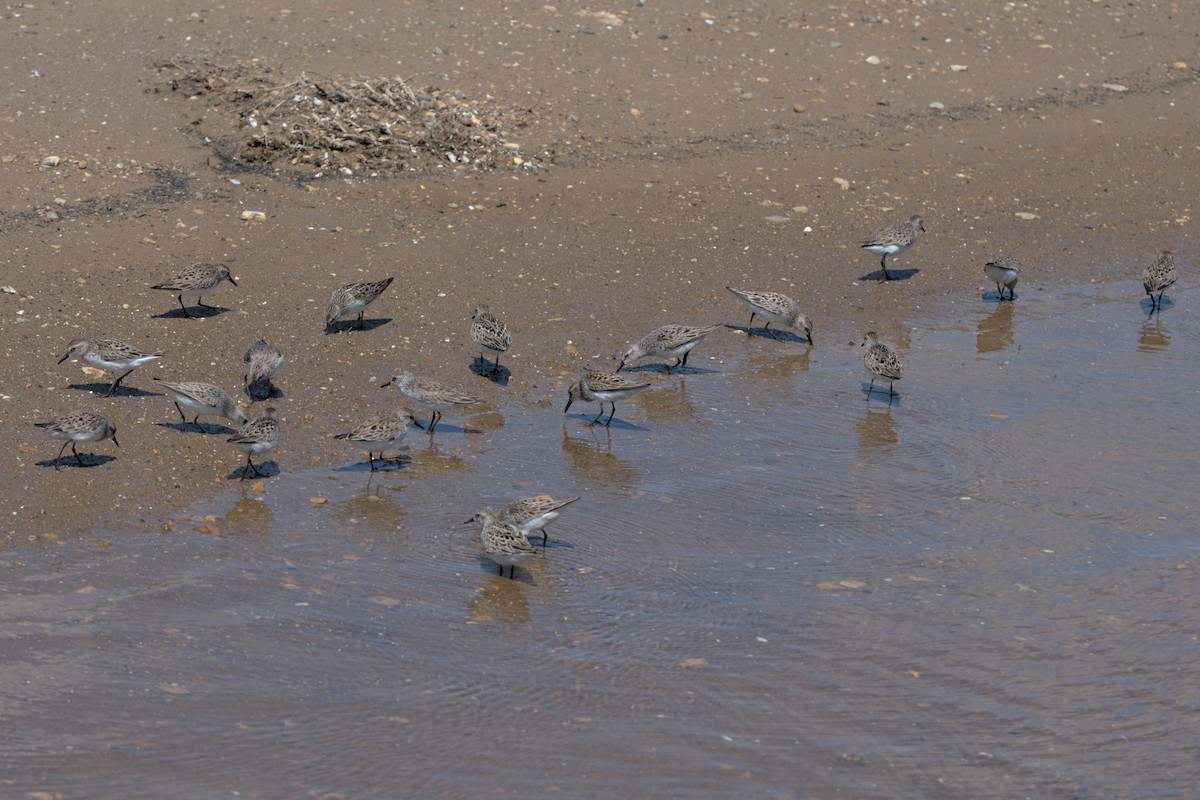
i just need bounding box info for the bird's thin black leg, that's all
[107,370,132,397]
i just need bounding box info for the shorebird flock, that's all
[35,219,1180,577]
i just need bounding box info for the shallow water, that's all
[3,280,1198,798]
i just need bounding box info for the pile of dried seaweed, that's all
[157,60,546,176]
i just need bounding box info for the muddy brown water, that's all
[4,278,1198,798]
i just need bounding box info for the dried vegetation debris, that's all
[155,60,548,175]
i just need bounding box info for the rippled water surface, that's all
[3,281,1198,798]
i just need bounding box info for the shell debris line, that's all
[156,60,551,175]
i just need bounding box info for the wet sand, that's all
[2,1,1199,797]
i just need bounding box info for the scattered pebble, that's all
[833,177,850,190]
[41,156,61,167]
[240,209,267,222]
[865,55,882,65]
[792,103,805,113]
[1101,83,1128,92]
[764,215,790,223]
[1014,211,1040,220]
[950,64,968,72]
[929,101,945,110]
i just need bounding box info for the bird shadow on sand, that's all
[725,324,813,345]
[860,267,919,283]
[324,317,391,335]
[618,363,719,376]
[152,304,230,320]
[67,382,161,398]
[157,420,240,436]
[37,453,117,470]
[862,384,903,406]
[565,413,648,431]
[226,461,280,481]
[469,358,511,385]
[245,383,284,402]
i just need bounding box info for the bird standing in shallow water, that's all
[469,508,539,578]
[1143,252,1177,311]
[380,372,482,433]
[725,287,814,343]
[861,332,902,401]
[498,495,580,547]
[564,370,652,426]
[983,257,1021,301]
[618,324,720,373]
[331,410,416,471]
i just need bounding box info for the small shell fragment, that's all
[240,209,267,222]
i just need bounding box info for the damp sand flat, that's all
[2,280,1197,798]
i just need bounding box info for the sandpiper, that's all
[470,304,512,374]
[57,336,163,396]
[331,410,416,470]
[227,406,280,480]
[564,370,651,426]
[618,324,720,373]
[153,379,249,430]
[861,331,902,399]
[243,339,284,399]
[325,277,394,330]
[984,257,1021,301]
[862,215,925,280]
[1143,252,1177,311]
[468,508,539,579]
[380,372,482,433]
[34,410,119,470]
[150,262,238,317]
[499,495,580,547]
[725,287,814,343]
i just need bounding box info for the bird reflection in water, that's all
[739,350,812,384]
[976,301,1015,355]
[635,376,699,425]
[218,494,274,537]
[335,474,407,535]
[561,423,637,491]
[467,575,531,623]
[857,406,898,452]
[1138,313,1171,353]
